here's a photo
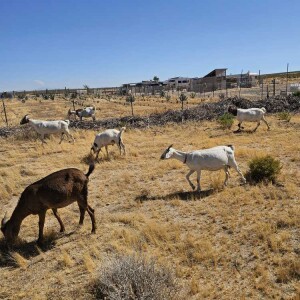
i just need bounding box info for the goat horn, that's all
[1,212,8,226]
[167,144,173,150]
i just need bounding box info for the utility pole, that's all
[225,69,228,98]
[239,69,243,98]
[261,71,264,99]
[286,63,289,95]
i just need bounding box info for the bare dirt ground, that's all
[0,97,299,299]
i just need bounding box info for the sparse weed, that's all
[8,252,28,269]
[90,254,180,300]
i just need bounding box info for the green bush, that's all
[190,92,196,98]
[126,94,135,103]
[70,92,77,99]
[179,93,188,102]
[277,111,291,122]
[165,94,171,102]
[292,91,300,97]
[217,113,234,129]
[160,90,166,98]
[246,155,281,184]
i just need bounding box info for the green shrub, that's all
[126,94,135,103]
[277,111,291,122]
[190,92,196,98]
[90,254,179,300]
[165,94,171,102]
[179,93,188,102]
[292,90,300,97]
[70,92,77,99]
[217,113,234,129]
[246,155,281,184]
[160,90,166,98]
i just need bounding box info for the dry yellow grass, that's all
[0,98,299,299]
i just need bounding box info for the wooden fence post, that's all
[2,98,8,127]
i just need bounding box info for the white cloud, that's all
[33,80,45,86]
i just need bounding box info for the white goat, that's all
[228,106,270,132]
[160,144,246,192]
[20,114,74,144]
[68,106,96,121]
[91,127,126,159]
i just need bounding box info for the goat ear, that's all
[165,149,173,159]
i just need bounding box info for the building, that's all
[227,71,258,88]
[121,80,166,95]
[164,77,191,90]
[190,69,227,92]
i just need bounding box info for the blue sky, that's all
[1,0,299,91]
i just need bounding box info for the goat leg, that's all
[52,208,65,232]
[37,211,46,244]
[186,170,196,190]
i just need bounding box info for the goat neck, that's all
[172,149,188,164]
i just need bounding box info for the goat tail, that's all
[64,119,70,126]
[261,107,266,113]
[85,163,95,178]
[227,144,235,151]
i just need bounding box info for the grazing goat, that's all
[20,114,75,144]
[160,145,246,192]
[91,127,126,160]
[1,164,96,245]
[228,106,270,132]
[68,106,96,121]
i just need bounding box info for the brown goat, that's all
[1,164,96,245]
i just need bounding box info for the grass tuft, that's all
[246,155,282,184]
[90,254,180,300]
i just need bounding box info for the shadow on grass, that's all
[135,189,214,202]
[233,129,255,134]
[81,152,124,165]
[0,230,76,268]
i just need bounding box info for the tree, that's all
[83,84,90,95]
[179,93,188,111]
[126,94,135,116]
[153,76,159,82]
